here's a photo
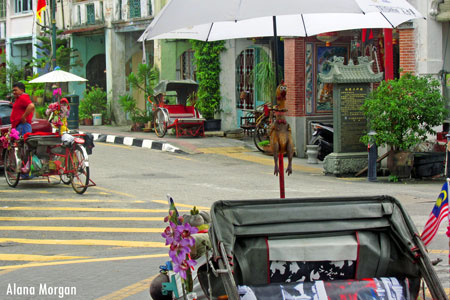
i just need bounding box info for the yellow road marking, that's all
[174,155,192,161]
[0,217,163,221]
[198,147,322,173]
[151,200,209,210]
[225,152,322,174]
[0,206,189,213]
[0,253,168,270]
[0,254,89,261]
[100,143,132,149]
[91,186,136,198]
[0,198,145,203]
[0,226,165,233]
[95,275,157,300]
[198,146,251,154]
[428,249,449,254]
[0,238,166,248]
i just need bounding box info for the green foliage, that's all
[250,51,283,103]
[190,40,225,119]
[118,94,152,124]
[127,64,159,100]
[0,55,25,98]
[80,86,107,120]
[28,28,82,70]
[35,105,47,119]
[388,175,399,183]
[19,74,45,98]
[361,73,447,151]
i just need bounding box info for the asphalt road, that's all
[0,141,448,299]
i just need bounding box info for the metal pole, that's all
[51,0,57,70]
[368,130,377,182]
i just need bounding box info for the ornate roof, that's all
[318,56,384,84]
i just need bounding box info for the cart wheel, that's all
[254,116,272,152]
[60,174,71,185]
[69,144,89,194]
[154,108,168,138]
[4,148,20,188]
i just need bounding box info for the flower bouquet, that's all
[46,99,70,133]
[151,196,211,300]
[0,128,20,150]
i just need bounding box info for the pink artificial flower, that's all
[172,255,197,280]
[177,222,198,248]
[10,129,19,140]
[53,88,62,97]
[0,136,8,148]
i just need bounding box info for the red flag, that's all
[421,180,449,246]
[36,0,47,23]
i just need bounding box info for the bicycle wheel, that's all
[154,108,168,138]
[60,174,71,184]
[4,148,20,187]
[254,116,272,152]
[69,144,90,194]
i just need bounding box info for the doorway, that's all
[86,54,106,91]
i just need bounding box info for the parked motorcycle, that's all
[309,122,333,161]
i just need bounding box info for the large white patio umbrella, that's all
[29,69,87,83]
[139,0,423,41]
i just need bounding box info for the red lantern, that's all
[316,32,339,47]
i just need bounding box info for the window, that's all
[129,0,141,18]
[15,0,32,13]
[236,48,255,109]
[86,3,95,25]
[118,0,122,20]
[0,0,6,18]
[177,50,195,80]
[148,0,152,16]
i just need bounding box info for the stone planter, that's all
[306,144,319,164]
[387,151,414,178]
[204,119,221,131]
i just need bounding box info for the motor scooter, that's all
[309,122,333,161]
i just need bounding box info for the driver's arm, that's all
[21,103,35,123]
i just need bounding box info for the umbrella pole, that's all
[273,16,286,199]
[272,16,280,93]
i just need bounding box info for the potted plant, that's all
[119,94,153,131]
[361,72,447,178]
[81,86,107,126]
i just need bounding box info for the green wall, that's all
[160,40,191,80]
[68,35,105,100]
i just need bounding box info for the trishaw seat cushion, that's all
[24,132,61,147]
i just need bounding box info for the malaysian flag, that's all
[421,180,449,246]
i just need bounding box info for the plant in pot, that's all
[119,94,153,131]
[82,86,107,125]
[190,40,225,131]
[361,72,447,179]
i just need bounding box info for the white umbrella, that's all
[139,0,423,41]
[142,12,422,42]
[29,69,88,83]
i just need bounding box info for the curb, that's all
[79,132,185,154]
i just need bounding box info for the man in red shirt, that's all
[10,82,34,135]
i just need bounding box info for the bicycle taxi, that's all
[2,101,95,194]
[150,80,205,138]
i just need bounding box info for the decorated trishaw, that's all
[2,96,95,194]
[150,80,205,138]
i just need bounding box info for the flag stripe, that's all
[421,180,449,246]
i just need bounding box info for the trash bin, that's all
[66,94,79,130]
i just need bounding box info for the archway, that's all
[86,54,106,91]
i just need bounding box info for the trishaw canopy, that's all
[153,80,198,106]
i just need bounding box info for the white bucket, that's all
[92,114,102,126]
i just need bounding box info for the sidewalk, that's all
[78,124,326,174]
